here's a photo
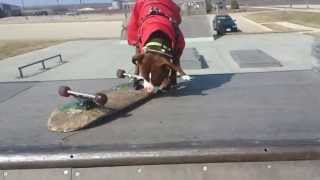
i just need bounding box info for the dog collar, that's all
[145,42,171,51]
[143,42,173,58]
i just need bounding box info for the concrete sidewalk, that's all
[0,33,316,82]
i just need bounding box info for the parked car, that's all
[33,11,48,16]
[213,15,238,35]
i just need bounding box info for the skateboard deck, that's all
[48,83,151,132]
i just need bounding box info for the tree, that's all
[230,0,239,9]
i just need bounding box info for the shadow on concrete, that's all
[84,74,234,130]
[181,48,209,69]
[84,95,153,130]
[167,73,234,97]
[213,29,242,40]
[213,34,224,40]
[199,55,209,69]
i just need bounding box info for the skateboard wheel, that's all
[117,69,126,79]
[95,93,108,106]
[59,86,71,97]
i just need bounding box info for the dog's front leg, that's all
[134,46,140,75]
[134,65,139,75]
[133,46,142,90]
[175,60,192,81]
[170,71,177,86]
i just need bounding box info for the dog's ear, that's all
[132,53,145,65]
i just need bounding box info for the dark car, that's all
[213,15,238,35]
[33,11,48,16]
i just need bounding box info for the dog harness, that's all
[127,0,185,58]
[143,41,173,58]
[139,6,180,56]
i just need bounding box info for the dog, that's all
[127,0,190,93]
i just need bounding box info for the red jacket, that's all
[127,0,185,59]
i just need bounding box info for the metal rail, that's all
[18,54,63,78]
[0,140,320,170]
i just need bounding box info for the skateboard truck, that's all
[117,69,144,80]
[117,69,144,90]
[58,86,108,109]
[116,69,171,93]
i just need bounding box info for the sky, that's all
[0,0,113,7]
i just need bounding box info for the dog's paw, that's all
[143,80,155,93]
[181,75,192,81]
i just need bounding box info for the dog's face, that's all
[132,52,178,87]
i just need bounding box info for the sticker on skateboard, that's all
[48,69,151,132]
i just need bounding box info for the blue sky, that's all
[0,0,113,6]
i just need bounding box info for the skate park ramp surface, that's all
[1,69,320,169]
[0,32,316,82]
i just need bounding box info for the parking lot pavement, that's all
[207,14,272,34]
[0,32,316,82]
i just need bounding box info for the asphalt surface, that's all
[1,70,320,147]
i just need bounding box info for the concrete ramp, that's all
[1,70,320,169]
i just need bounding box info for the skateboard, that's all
[48,69,151,133]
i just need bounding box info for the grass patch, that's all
[0,40,63,60]
[245,11,320,28]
